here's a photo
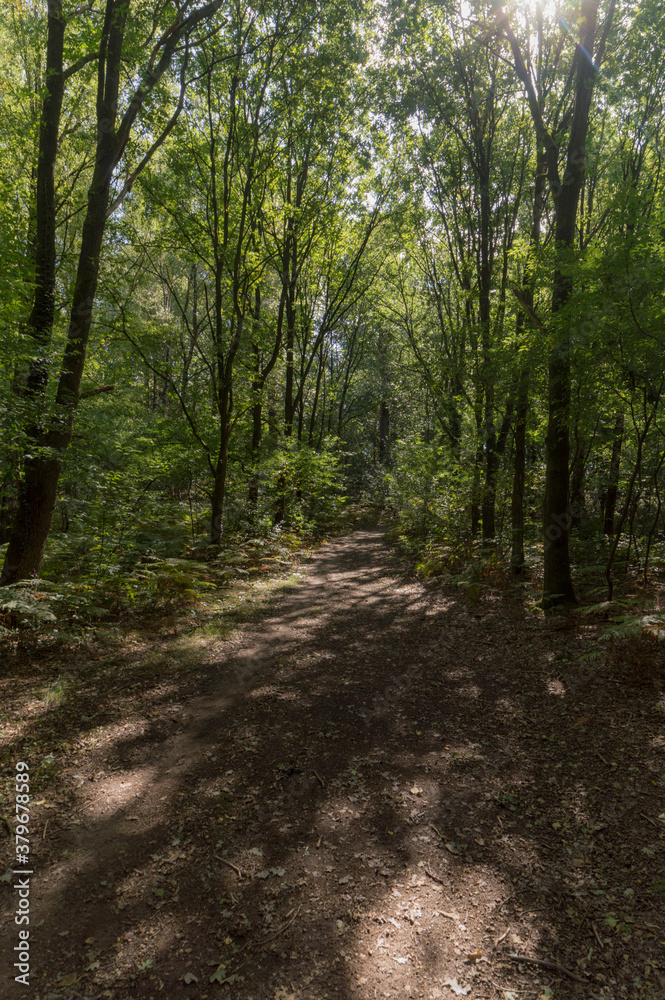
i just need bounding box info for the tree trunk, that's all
[481,411,498,541]
[378,401,390,464]
[2,0,220,584]
[21,0,65,405]
[1,1,129,586]
[308,341,325,446]
[511,371,528,572]
[569,426,586,531]
[541,2,602,607]
[604,412,623,535]
[478,158,496,543]
[497,0,611,606]
[248,345,262,512]
[542,346,576,604]
[210,439,228,546]
[510,147,545,572]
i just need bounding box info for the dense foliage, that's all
[1,0,665,622]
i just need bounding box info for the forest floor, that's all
[1,526,665,1000]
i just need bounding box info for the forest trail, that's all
[1,528,664,1000]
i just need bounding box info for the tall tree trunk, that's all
[542,2,603,606]
[1,0,129,585]
[378,402,390,464]
[2,0,222,585]
[377,328,390,464]
[211,407,230,547]
[569,422,586,530]
[605,399,653,600]
[248,344,262,512]
[511,370,528,572]
[510,148,545,571]
[497,0,612,605]
[22,0,65,405]
[308,341,325,446]
[479,160,496,543]
[481,410,498,541]
[604,412,624,535]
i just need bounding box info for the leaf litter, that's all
[0,528,664,998]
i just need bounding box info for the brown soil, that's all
[1,527,665,1000]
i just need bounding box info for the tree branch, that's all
[78,384,115,400]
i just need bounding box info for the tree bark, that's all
[22,0,65,405]
[510,148,546,571]
[2,0,227,584]
[511,371,528,572]
[211,399,230,547]
[1,0,128,585]
[378,402,390,465]
[603,412,624,535]
[496,0,611,606]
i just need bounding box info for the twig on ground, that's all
[43,819,49,839]
[430,823,444,839]
[494,926,510,947]
[424,866,448,886]
[509,953,587,983]
[214,855,243,877]
[487,979,532,995]
[591,922,605,949]
[259,905,301,946]
[640,812,657,827]
[313,769,326,788]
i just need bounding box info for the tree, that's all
[1,0,229,584]
[494,0,617,606]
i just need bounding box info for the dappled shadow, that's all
[1,528,664,999]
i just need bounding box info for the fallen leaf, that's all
[59,973,78,987]
[182,971,199,984]
[410,786,423,795]
[209,965,227,983]
[443,978,471,996]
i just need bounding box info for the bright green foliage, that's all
[0,0,664,613]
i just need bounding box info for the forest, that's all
[0,0,663,622]
[1,2,665,997]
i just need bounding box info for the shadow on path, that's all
[1,528,664,1000]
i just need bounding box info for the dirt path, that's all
[1,528,664,999]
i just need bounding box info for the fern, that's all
[0,582,57,625]
[601,612,665,642]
